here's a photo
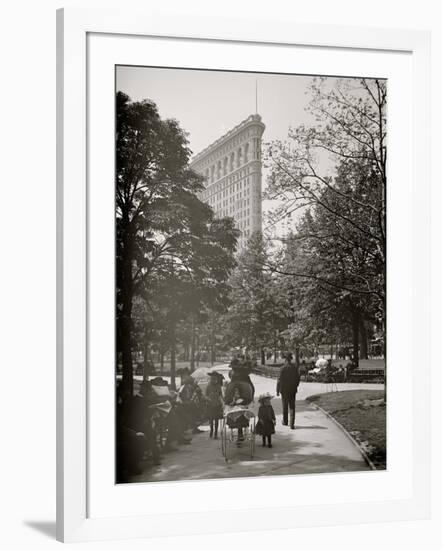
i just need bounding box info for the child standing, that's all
[256,392,276,448]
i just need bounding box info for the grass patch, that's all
[307,390,386,469]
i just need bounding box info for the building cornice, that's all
[190,114,265,167]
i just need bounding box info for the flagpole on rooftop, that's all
[255,80,258,113]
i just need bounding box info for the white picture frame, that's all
[56,7,431,543]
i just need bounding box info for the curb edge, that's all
[310,402,377,471]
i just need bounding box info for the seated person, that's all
[224,388,250,438]
[225,360,255,405]
[116,394,148,481]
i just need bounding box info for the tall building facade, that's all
[190,114,265,250]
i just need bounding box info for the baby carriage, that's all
[221,406,256,462]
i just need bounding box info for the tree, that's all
[276,232,359,365]
[117,92,238,392]
[145,214,238,384]
[264,77,386,374]
[222,232,287,364]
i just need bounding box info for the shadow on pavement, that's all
[127,392,372,484]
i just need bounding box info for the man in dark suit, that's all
[276,352,300,429]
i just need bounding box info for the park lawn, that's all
[307,390,386,470]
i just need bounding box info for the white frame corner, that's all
[57,7,431,543]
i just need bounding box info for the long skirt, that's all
[255,419,275,436]
[207,402,224,420]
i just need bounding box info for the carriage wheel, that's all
[221,423,229,462]
[250,421,256,459]
[220,423,225,456]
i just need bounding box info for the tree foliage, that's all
[263,78,387,366]
[221,232,288,363]
[116,92,238,391]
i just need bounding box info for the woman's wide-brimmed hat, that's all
[258,392,274,402]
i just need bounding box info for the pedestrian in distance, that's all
[276,352,300,429]
[255,392,276,448]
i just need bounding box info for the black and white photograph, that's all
[115,66,386,484]
[1,0,438,545]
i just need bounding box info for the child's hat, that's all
[258,392,274,402]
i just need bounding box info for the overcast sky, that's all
[116,66,319,159]
[116,66,357,237]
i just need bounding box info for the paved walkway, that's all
[130,370,381,483]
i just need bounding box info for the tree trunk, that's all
[120,313,133,395]
[210,322,216,365]
[120,250,134,395]
[196,332,200,367]
[260,347,265,366]
[160,351,164,375]
[351,308,360,368]
[170,325,176,390]
[383,316,387,403]
[190,318,196,372]
[295,346,300,368]
[359,318,368,360]
[143,331,149,381]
